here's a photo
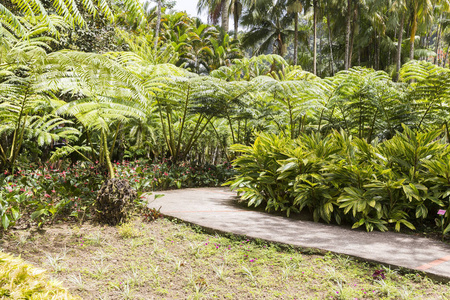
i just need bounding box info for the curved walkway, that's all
[147,187,450,281]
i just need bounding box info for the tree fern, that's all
[1,0,146,38]
[0,3,25,36]
[400,61,450,130]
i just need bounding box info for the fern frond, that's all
[0,3,25,36]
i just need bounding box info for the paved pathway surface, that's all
[148,187,450,280]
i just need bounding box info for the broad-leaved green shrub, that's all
[226,126,450,233]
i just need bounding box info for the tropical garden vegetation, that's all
[1,0,450,298]
[0,0,450,233]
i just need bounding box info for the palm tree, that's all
[407,0,434,61]
[344,0,352,69]
[313,0,318,74]
[433,4,450,65]
[209,34,243,70]
[197,0,228,32]
[197,0,244,37]
[160,11,193,57]
[180,20,219,74]
[323,0,336,74]
[391,0,407,80]
[240,0,295,57]
[154,0,163,50]
[230,0,243,38]
[287,1,303,66]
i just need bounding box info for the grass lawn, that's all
[1,218,449,300]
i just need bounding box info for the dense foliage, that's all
[0,251,78,299]
[1,0,450,234]
[226,128,450,233]
[0,160,234,229]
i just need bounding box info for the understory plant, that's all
[0,160,234,231]
[0,251,79,299]
[226,125,450,233]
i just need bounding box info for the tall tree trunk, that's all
[319,21,323,75]
[326,9,335,75]
[374,30,379,69]
[313,0,317,74]
[222,0,229,33]
[377,35,381,69]
[425,24,432,50]
[409,1,418,61]
[233,2,239,39]
[348,4,357,68]
[443,46,450,68]
[358,47,361,65]
[153,0,162,50]
[396,12,405,81]
[345,0,352,69]
[434,14,442,65]
[293,12,298,65]
[373,29,378,69]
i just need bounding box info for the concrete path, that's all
[147,187,450,281]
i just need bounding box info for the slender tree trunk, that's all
[294,12,298,65]
[434,14,442,65]
[425,24,432,52]
[396,12,405,82]
[222,0,229,33]
[419,30,426,60]
[278,33,284,56]
[233,2,239,39]
[409,2,418,61]
[348,3,357,68]
[154,0,162,50]
[345,0,352,69]
[374,30,378,69]
[358,48,361,65]
[182,117,212,159]
[326,9,335,75]
[109,121,122,160]
[443,46,449,68]
[387,45,391,67]
[158,102,173,157]
[389,26,396,67]
[166,108,176,158]
[319,22,323,75]
[313,0,317,74]
[175,85,190,162]
[102,130,115,179]
[377,35,382,70]
[374,29,381,69]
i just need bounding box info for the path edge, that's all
[162,213,450,283]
